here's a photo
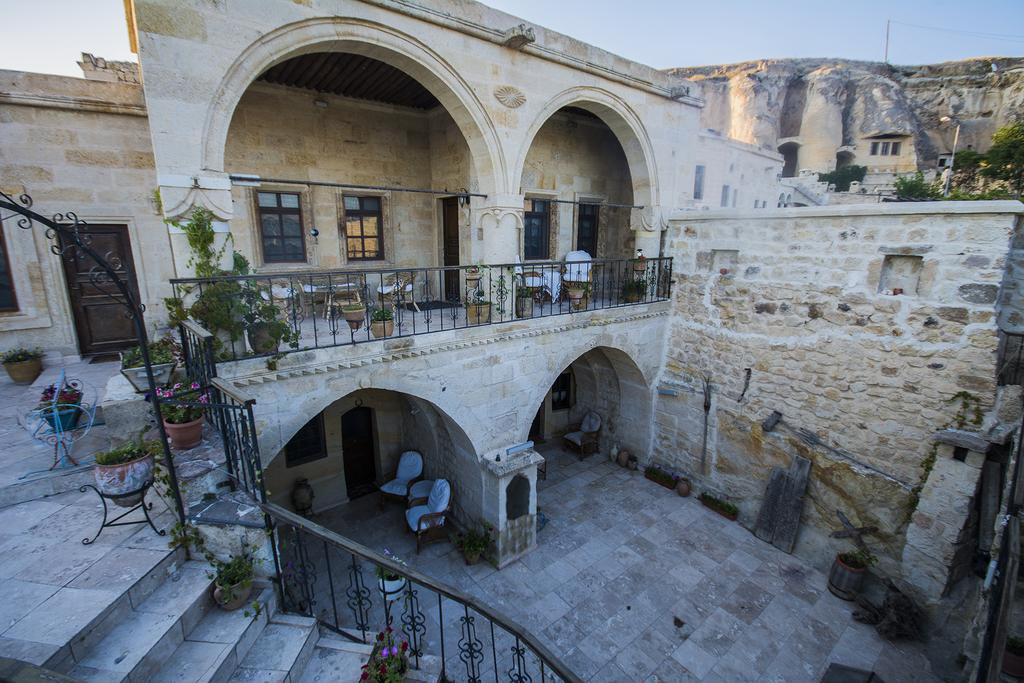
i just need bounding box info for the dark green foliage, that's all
[818,165,867,192]
[980,121,1024,196]
[893,172,940,200]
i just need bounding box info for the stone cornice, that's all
[225,307,668,388]
[0,91,147,117]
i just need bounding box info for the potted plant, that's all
[371,307,394,338]
[698,492,738,521]
[156,381,208,449]
[643,464,680,491]
[621,278,646,304]
[342,302,367,330]
[1004,635,1024,677]
[93,438,161,507]
[375,548,408,601]
[191,280,247,357]
[515,288,536,318]
[455,523,492,565]
[361,627,409,682]
[38,379,83,431]
[632,249,647,273]
[1,347,43,385]
[120,337,179,393]
[827,547,877,601]
[208,546,257,611]
[565,282,589,311]
[465,265,482,288]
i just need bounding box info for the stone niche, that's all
[878,254,923,295]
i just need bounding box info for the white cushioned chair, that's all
[563,411,602,459]
[406,479,451,553]
[378,451,423,509]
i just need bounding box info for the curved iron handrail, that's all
[263,502,582,683]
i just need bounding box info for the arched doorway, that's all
[778,141,800,178]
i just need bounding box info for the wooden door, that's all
[341,406,377,499]
[529,405,544,442]
[441,197,460,301]
[60,224,141,355]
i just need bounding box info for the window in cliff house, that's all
[343,196,384,261]
[576,203,599,256]
[0,229,17,312]
[551,370,572,411]
[890,141,902,156]
[720,185,731,208]
[870,141,880,155]
[285,414,327,467]
[524,199,550,260]
[880,141,891,155]
[693,164,705,200]
[257,191,306,263]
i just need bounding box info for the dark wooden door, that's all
[60,224,141,355]
[530,405,544,442]
[341,406,377,499]
[441,197,460,301]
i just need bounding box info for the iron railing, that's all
[266,503,581,683]
[169,257,673,361]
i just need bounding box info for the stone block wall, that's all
[653,202,1023,583]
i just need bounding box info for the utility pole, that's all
[941,116,961,196]
[884,19,891,63]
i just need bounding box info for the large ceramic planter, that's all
[214,580,253,611]
[515,296,534,319]
[94,453,155,507]
[378,575,407,601]
[566,288,586,311]
[120,357,176,394]
[247,323,279,355]
[827,554,866,601]
[466,302,491,325]
[343,306,366,331]
[676,478,692,497]
[42,405,81,432]
[371,320,394,339]
[3,358,42,385]
[164,416,204,450]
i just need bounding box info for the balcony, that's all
[169,257,673,361]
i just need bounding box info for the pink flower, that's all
[190,382,200,390]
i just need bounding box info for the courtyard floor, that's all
[311,444,940,682]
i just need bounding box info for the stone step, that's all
[226,613,318,683]
[148,585,277,683]
[66,559,211,682]
[306,634,442,683]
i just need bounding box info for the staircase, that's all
[56,553,357,683]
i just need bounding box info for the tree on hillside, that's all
[818,165,867,192]
[893,172,939,200]
[951,149,986,186]
[981,122,1024,197]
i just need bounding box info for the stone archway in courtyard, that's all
[262,387,482,527]
[201,18,504,200]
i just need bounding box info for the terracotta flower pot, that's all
[827,553,866,601]
[94,453,155,507]
[343,307,366,331]
[371,320,394,338]
[164,416,204,450]
[4,358,42,385]
[463,551,482,566]
[616,450,630,468]
[214,581,253,611]
[675,478,692,497]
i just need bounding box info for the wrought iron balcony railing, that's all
[168,257,672,361]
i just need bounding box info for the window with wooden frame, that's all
[285,414,327,467]
[343,196,384,261]
[551,371,572,411]
[256,191,306,263]
[0,229,17,312]
[524,199,550,261]
[576,203,599,256]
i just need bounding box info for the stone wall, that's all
[652,201,1023,590]
[0,70,171,357]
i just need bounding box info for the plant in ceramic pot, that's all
[208,545,257,611]
[342,302,367,330]
[361,627,409,683]
[621,278,646,304]
[632,248,647,273]
[93,438,161,507]
[464,278,491,325]
[827,547,877,601]
[157,381,208,449]
[565,281,589,311]
[375,548,408,601]
[37,379,83,431]
[455,522,493,565]
[1004,635,1024,677]
[370,307,394,338]
[1,347,43,385]
[242,294,297,356]
[120,336,179,392]
[190,280,247,356]
[515,287,536,318]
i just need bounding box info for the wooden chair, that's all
[563,411,602,460]
[378,272,420,312]
[378,451,423,510]
[406,479,451,554]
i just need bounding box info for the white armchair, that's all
[378,450,423,509]
[406,479,451,553]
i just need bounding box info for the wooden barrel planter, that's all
[827,553,867,601]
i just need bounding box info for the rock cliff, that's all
[667,57,1024,172]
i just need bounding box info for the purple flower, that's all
[190,381,200,390]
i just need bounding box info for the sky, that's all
[1,0,1022,78]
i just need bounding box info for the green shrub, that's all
[818,165,867,192]
[1,347,43,363]
[95,439,162,466]
[121,337,179,369]
[839,548,878,570]
[893,172,940,200]
[698,492,738,517]
[372,307,394,322]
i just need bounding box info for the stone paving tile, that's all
[0,579,61,632]
[3,586,120,645]
[315,445,938,682]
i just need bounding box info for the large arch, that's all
[201,17,505,196]
[513,87,660,213]
[522,344,654,459]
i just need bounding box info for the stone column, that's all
[472,194,525,265]
[158,174,235,277]
[480,447,544,568]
